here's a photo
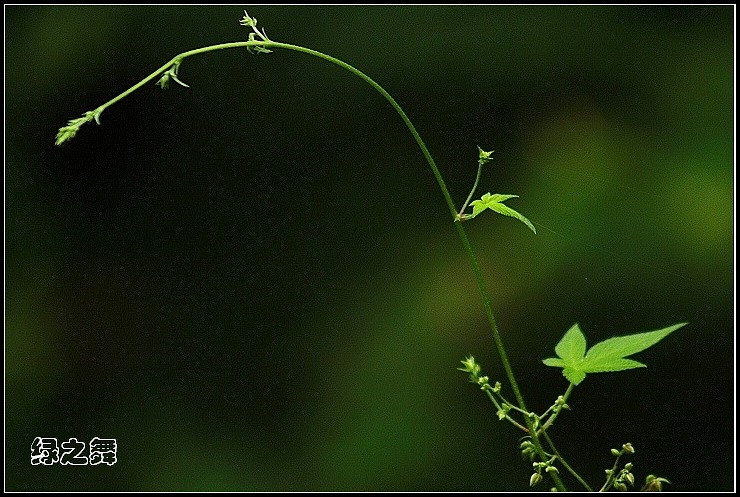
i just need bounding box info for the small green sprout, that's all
[455,147,536,234]
[477,146,495,166]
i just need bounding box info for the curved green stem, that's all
[55,36,565,491]
[268,40,564,490]
[541,428,593,491]
[538,382,575,434]
[482,385,529,433]
[97,43,268,117]
[457,158,484,219]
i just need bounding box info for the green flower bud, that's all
[624,472,635,486]
[641,475,670,492]
[479,375,490,386]
[529,473,543,487]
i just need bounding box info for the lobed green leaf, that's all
[543,322,687,385]
[468,192,536,233]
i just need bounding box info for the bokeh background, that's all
[6,5,734,491]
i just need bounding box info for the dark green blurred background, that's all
[6,5,734,492]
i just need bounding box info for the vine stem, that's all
[58,37,566,491]
[267,41,565,490]
[457,158,484,219]
[541,428,593,491]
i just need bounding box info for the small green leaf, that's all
[542,322,687,385]
[468,192,536,234]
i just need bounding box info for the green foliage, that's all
[468,192,537,233]
[542,322,687,385]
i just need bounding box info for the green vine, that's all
[56,11,682,491]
